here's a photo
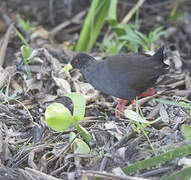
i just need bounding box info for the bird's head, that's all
[59,53,94,73]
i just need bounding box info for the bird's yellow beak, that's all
[59,63,73,73]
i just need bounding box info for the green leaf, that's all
[65,92,86,121]
[69,132,90,154]
[73,121,91,144]
[162,166,191,180]
[124,109,159,124]
[113,24,127,36]
[103,38,112,47]
[69,132,77,142]
[0,86,19,103]
[17,15,29,31]
[169,11,184,22]
[117,25,165,51]
[21,45,33,62]
[13,26,29,46]
[122,143,191,174]
[21,45,33,76]
[150,26,165,42]
[181,124,191,141]
[155,98,191,109]
[17,14,35,31]
[118,35,141,45]
[45,103,73,132]
[76,0,107,52]
[72,137,91,154]
[76,0,118,52]
[107,0,118,25]
[135,30,148,43]
[45,93,91,144]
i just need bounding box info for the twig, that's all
[15,99,34,122]
[25,167,62,180]
[0,24,13,67]
[80,170,150,180]
[50,10,87,38]
[121,0,145,24]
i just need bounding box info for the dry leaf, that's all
[31,26,49,40]
[105,121,123,140]
[52,75,71,95]
[25,78,43,91]
[73,81,99,103]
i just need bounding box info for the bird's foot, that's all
[115,99,128,118]
[139,88,155,97]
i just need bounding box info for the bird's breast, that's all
[83,66,137,99]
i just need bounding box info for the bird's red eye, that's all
[74,59,78,64]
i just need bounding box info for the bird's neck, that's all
[81,60,99,79]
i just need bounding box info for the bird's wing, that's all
[105,53,152,72]
[105,54,165,93]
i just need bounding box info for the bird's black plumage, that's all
[69,47,168,100]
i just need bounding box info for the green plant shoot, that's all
[45,92,91,144]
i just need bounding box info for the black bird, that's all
[60,46,168,118]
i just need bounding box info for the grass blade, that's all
[76,0,117,52]
[122,143,191,174]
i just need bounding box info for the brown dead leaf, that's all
[28,151,38,170]
[28,48,62,72]
[37,94,57,104]
[25,78,43,91]
[11,80,23,93]
[0,65,16,89]
[159,126,173,136]
[52,74,71,95]
[146,103,161,119]
[70,69,82,81]
[31,26,49,40]
[0,24,13,66]
[0,124,10,163]
[73,81,99,103]
[105,121,123,140]
[159,103,169,123]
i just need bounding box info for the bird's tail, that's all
[152,46,169,68]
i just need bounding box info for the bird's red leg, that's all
[139,88,156,97]
[115,89,155,118]
[115,99,128,118]
[132,88,156,105]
